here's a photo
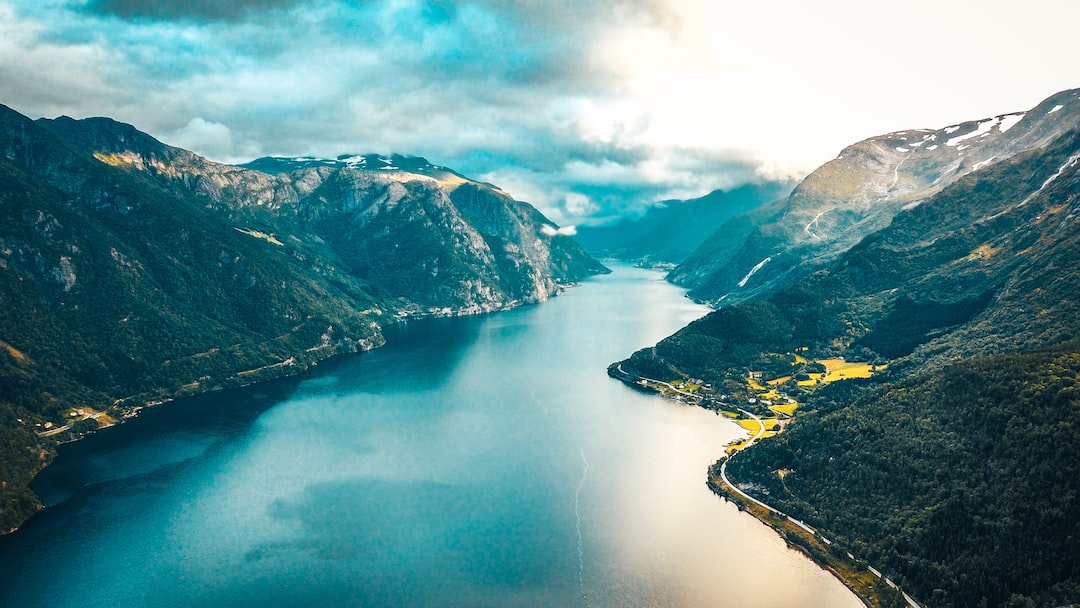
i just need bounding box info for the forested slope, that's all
[0,104,605,532]
[729,349,1080,607]
[614,117,1080,606]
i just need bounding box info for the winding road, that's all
[614,363,921,607]
[717,410,923,608]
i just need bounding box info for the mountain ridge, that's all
[0,103,606,532]
[670,88,1080,306]
[612,91,1080,607]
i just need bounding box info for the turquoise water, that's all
[0,265,862,607]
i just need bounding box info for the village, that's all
[612,353,884,453]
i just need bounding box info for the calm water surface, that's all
[0,265,862,607]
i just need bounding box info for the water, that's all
[0,265,862,608]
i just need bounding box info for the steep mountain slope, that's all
[671,88,1080,305]
[624,125,1080,380]
[0,104,605,532]
[573,182,794,264]
[728,347,1080,608]
[613,106,1080,606]
[36,116,607,311]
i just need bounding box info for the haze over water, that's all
[0,264,861,607]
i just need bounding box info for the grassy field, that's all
[737,418,763,433]
[770,403,798,416]
[796,359,885,387]
[818,358,883,382]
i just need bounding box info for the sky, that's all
[1,0,1077,227]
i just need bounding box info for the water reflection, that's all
[1,265,862,608]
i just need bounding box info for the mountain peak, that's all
[241,153,477,191]
[671,87,1080,305]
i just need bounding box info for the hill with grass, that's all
[0,104,606,532]
[613,91,1080,607]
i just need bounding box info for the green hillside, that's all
[0,104,606,532]
[613,124,1080,607]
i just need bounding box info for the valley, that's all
[608,89,1080,607]
[3,2,1079,606]
[1,83,1078,608]
[0,105,608,532]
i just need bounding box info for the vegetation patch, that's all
[728,348,1080,608]
[770,403,798,416]
[736,419,763,433]
[235,227,284,246]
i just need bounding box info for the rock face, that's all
[0,104,606,531]
[671,88,1080,305]
[613,101,1080,608]
[32,118,608,312]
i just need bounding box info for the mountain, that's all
[670,89,1080,305]
[573,182,794,265]
[612,90,1080,607]
[0,104,606,532]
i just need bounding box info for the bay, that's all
[0,264,862,607]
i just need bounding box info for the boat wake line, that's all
[575,447,590,607]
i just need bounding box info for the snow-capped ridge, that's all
[671,86,1080,306]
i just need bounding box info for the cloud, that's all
[165,117,265,163]
[3,0,1078,229]
[540,224,577,237]
[85,0,312,22]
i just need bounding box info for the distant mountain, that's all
[573,182,794,265]
[612,90,1080,607]
[671,88,1080,305]
[0,105,606,532]
[241,153,489,188]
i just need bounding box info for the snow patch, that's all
[901,200,923,211]
[804,207,834,240]
[927,145,938,150]
[910,140,926,147]
[1018,150,1080,207]
[1048,104,1064,115]
[972,157,996,171]
[999,113,1025,132]
[896,147,909,152]
[738,257,772,288]
[944,125,961,134]
[946,117,999,147]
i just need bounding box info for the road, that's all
[36,410,106,437]
[616,364,700,402]
[618,363,922,608]
[717,410,923,608]
[718,407,779,517]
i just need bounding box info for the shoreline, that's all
[3,286,584,537]
[608,368,919,608]
[708,459,896,608]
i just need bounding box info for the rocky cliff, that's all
[0,105,606,531]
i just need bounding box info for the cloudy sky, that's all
[2,0,1077,226]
